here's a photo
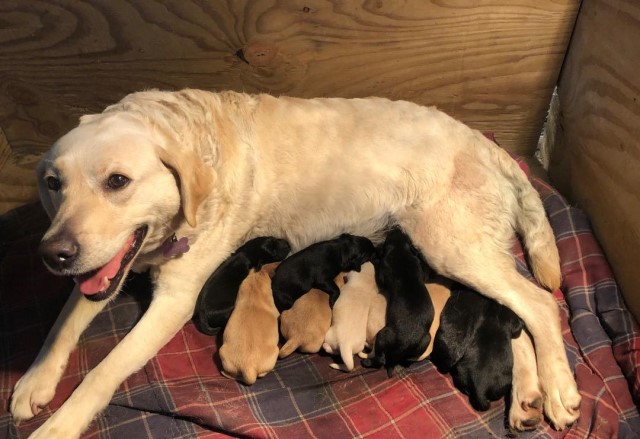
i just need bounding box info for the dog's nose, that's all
[39,233,79,271]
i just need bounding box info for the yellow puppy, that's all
[417,277,452,360]
[360,276,451,362]
[324,263,379,371]
[278,274,346,358]
[219,263,280,385]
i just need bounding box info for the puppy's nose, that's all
[39,233,79,271]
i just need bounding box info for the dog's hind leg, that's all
[315,279,341,308]
[509,330,543,431]
[279,339,299,358]
[11,288,108,421]
[400,210,580,430]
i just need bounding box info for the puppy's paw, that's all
[10,364,61,422]
[322,342,335,354]
[357,351,372,360]
[509,389,543,432]
[539,365,581,430]
[329,362,352,372]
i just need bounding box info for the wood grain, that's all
[0,128,39,214]
[549,0,640,319]
[0,0,578,161]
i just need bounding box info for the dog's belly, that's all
[245,96,468,250]
[253,206,391,251]
[251,158,435,250]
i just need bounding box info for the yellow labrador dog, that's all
[11,89,580,438]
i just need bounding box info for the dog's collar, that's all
[161,233,190,258]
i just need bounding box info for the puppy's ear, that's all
[508,313,525,338]
[262,262,279,278]
[156,146,215,227]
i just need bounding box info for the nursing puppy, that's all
[361,277,449,362]
[278,274,345,358]
[419,278,453,359]
[361,228,434,375]
[271,234,375,311]
[430,284,524,411]
[219,263,280,385]
[323,262,378,371]
[194,236,290,334]
[365,291,387,348]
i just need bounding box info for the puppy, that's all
[323,262,378,371]
[361,277,449,362]
[271,234,375,311]
[418,277,452,359]
[365,291,387,348]
[361,228,434,376]
[278,273,346,358]
[194,237,290,334]
[218,263,280,385]
[430,284,524,411]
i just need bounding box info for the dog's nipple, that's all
[100,276,111,291]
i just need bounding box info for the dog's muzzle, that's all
[39,231,80,273]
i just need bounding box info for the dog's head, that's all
[338,234,375,272]
[238,237,291,270]
[36,109,214,301]
[375,227,431,286]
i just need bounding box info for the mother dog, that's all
[11,89,580,438]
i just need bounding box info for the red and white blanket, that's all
[1,162,639,438]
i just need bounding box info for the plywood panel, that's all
[0,0,579,164]
[549,0,640,319]
[0,129,39,214]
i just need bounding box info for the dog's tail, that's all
[279,339,299,359]
[489,141,561,290]
[241,367,258,385]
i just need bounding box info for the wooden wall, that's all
[0,0,580,212]
[549,0,640,318]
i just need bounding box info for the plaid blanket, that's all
[1,170,639,438]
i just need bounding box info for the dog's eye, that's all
[106,174,130,190]
[46,176,61,192]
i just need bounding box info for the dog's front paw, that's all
[509,388,543,432]
[10,364,61,422]
[27,409,84,439]
[539,365,581,430]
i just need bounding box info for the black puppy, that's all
[193,236,291,335]
[271,233,375,311]
[361,227,434,376]
[430,285,524,411]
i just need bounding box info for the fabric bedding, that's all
[1,163,639,439]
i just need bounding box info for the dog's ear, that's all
[36,156,57,220]
[431,292,474,370]
[507,312,525,339]
[78,113,102,125]
[156,146,215,227]
[262,262,279,278]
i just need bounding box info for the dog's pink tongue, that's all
[74,234,134,295]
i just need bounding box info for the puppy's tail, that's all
[489,140,561,290]
[279,339,299,359]
[241,368,258,385]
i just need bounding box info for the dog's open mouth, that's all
[73,226,147,301]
